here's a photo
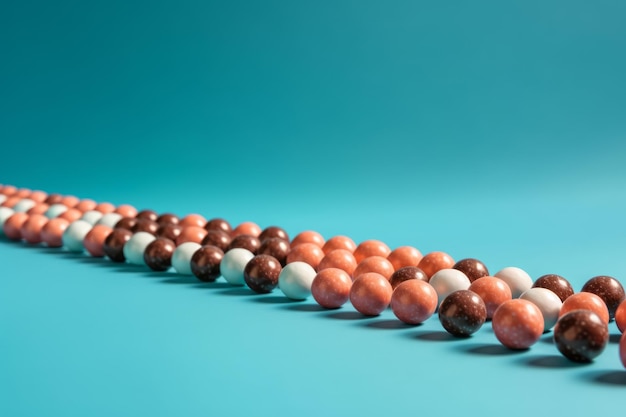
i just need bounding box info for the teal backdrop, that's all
[1,1,626,416]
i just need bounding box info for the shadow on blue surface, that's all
[324,311,370,320]
[281,304,327,312]
[406,331,458,342]
[609,334,621,344]
[217,287,257,296]
[583,370,626,386]
[362,320,416,330]
[460,343,525,356]
[522,355,589,369]
[249,295,300,304]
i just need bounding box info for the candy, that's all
[349,272,393,316]
[391,280,438,325]
[136,209,158,222]
[311,268,352,309]
[389,266,428,290]
[519,287,563,331]
[95,213,123,229]
[44,204,68,219]
[3,212,28,240]
[232,221,261,237]
[13,198,36,213]
[322,235,357,254]
[0,207,15,235]
[291,231,324,248]
[318,249,357,276]
[417,251,455,279]
[494,267,533,298]
[581,275,625,320]
[94,202,115,214]
[258,238,290,266]
[559,292,610,325]
[387,246,422,270]
[103,228,133,262]
[157,224,183,242]
[620,332,626,368]
[123,232,156,265]
[429,268,471,305]
[132,219,159,235]
[175,226,208,245]
[438,290,486,337]
[204,218,231,234]
[171,242,202,275]
[201,230,232,252]
[62,220,93,252]
[278,261,317,300]
[468,276,512,319]
[114,204,137,218]
[144,238,176,271]
[41,218,69,247]
[616,300,626,333]
[157,213,179,225]
[221,248,255,286]
[190,245,225,282]
[83,225,113,257]
[75,199,97,212]
[21,214,48,244]
[453,258,489,282]
[492,299,544,349]
[353,240,391,263]
[259,226,289,243]
[244,254,282,293]
[532,274,574,302]
[554,310,609,362]
[179,213,206,228]
[352,256,395,280]
[228,234,261,254]
[80,210,104,226]
[286,243,324,270]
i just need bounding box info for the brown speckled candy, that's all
[191,245,225,282]
[349,272,393,316]
[136,209,158,222]
[204,218,232,235]
[532,274,574,302]
[144,238,176,271]
[157,224,183,242]
[244,254,282,293]
[103,228,133,262]
[492,299,544,349]
[438,290,487,337]
[389,266,428,290]
[554,310,609,362]
[581,275,625,320]
[228,234,261,254]
[453,258,489,282]
[258,226,289,243]
[157,213,179,225]
[131,219,159,235]
[201,230,232,252]
[258,238,290,266]
[115,217,138,231]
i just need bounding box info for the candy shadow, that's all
[407,331,457,342]
[159,275,203,285]
[461,343,524,356]
[281,304,327,312]
[539,335,555,345]
[584,370,626,386]
[609,334,622,344]
[522,355,588,369]
[363,320,416,330]
[218,287,257,296]
[248,295,299,304]
[324,311,370,320]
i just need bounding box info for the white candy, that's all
[0,195,6,205]
[45,203,68,218]
[80,210,104,225]
[62,220,93,252]
[172,242,202,275]
[429,268,471,304]
[123,232,156,265]
[96,212,123,228]
[279,261,317,300]
[13,198,36,213]
[495,266,533,298]
[520,287,563,331]
[221,248,255,286]
[0,207,15,235]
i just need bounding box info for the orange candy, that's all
[353,240,391,263]
[616,300,626,333]
[291,230,325,248]
[75,199,97,212]
[15,188,31,198]
[94,202,116,214]
[21,214,49,244]
[60,195,79,208]
[353,256,395,280]
[1,185,17,196]
[27,203,50,216]
[286,243,325,270]
[387,246,423,270]
[311,268,353,309]
[41,218,70,247]
[417,251,455,279]
[114,204,138,218]
[28,190,48,203]
[318,249,357,276]
[1,196,21,208]
[232,221,262,237]
[322,235,357,254]
[83,225,113,257]
[3,212,29,240]
[469,276,512,319]
[58,208,83,223]
[560,292,610,325]
[175,226,208,245]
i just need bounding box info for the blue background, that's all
[1,1,626,416]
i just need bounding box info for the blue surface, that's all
[2,1,626,416]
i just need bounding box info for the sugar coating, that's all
[221,248,255,286]
[520,287,563,331]
[62,220,93,252]
[494,266,533,298]
[123,232,157,265]
[45,204,69,219]
[0,207,15,234]
[80,210,104,226]
[279,261,317,300]
[492,299,544,350]
[13,198,36,213]
[96,212,123,229]
[171,242,202,275]
[429,268,471,305]
[0,195,6,205]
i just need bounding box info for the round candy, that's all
[21,214,48,244]
[391,280,438,325]
[492,299,544,349]
[75,199,97,212]
[103,228,133,262]
[44,193,63,205]
[291,230,324,248]
[554,310,609,362]
[417,251,455,279]
[136,209,158,222]
[144,238,176,271]
[389,266,428,289]
[132,219,159,235]
[95,212,123,229]
[349,272,393,316]
[123,232,156,265]
[278,261,317,300]
[581,275,625,320]
[318,249,357,276]
[353,240,391,263]
[244,254,282,293]
[179,213,206,228]
[352,256,395,280]
[616,300,626,333]
[28,191,47,203]
[311,268,352,309]
[1,196,21,209]
[115,217,138,231]
[4,212,29,240]
[27,203,49,216]
[221,248,255,286]
[62,220,93,252]
[190,245,225,282]
[232,221,261,237]
[60,195,79,208]
[41,217,69,247]
[175,226,208,245]
[171,242,202,275]
[438,290,487,337]
[259,226,289,243]
[204,217,231,234]
[387,246,422,270]
[468,276,512,319]
[620,332,626,368]
[44,203,68,219]
[559,292,610,325]
[228,234,261,254]
[157,213,179,225]
[13,198,36,213]
[94,202,115,214]
[286,243,324,270]
[114,204,137,218]
[80,210,104,226]
[58,209,82,223]
[429,268,471,305]
[494,266,533,298]
[201,230,232,252]
[0,207,16,234]
[258,238,290,266]
[83,225,113,257]
[532,274,574,302]
[520,287,563,331]
[157,224,183,242]
[322,235,357,254]
[453,258,489,282]
[0,194,6,205]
